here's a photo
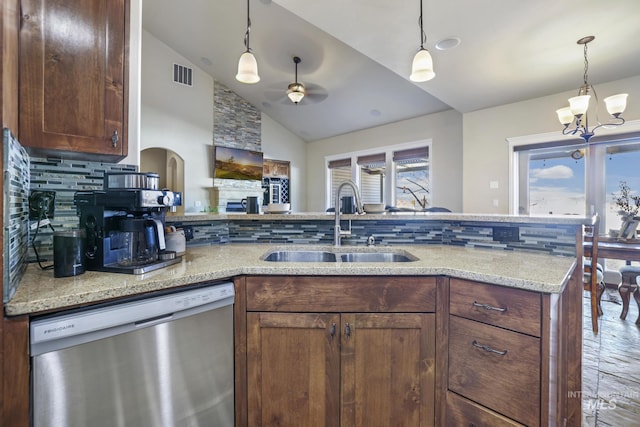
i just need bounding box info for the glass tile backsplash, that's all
[3,129,30,303]
[2,129,136,303]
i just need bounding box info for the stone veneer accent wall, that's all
[213,81,261,151]
[212,80,263,212]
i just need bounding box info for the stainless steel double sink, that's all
[262,248,417,263]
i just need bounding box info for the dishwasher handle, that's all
[134,313,175,328]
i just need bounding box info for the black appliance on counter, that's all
[74,172,183,274]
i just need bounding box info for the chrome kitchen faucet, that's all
[334,180,363,246]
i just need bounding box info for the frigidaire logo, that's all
[43,324,75,334]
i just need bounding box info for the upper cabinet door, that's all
[19,0,129,161]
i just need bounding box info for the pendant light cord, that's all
[418,0,426,49]
[244,0,252,52]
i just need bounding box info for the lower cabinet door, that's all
[247,312,341,427]
[341,313,436,427]
[448,316,541,426]
[447,392,525,427]
[246,312,436,427]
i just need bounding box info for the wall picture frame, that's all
[214,146,263,181]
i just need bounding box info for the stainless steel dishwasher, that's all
[30,281,235,427]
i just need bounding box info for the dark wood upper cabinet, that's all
[19,0,129,161]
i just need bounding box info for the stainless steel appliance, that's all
[31,282,235,427]
[74,172,183,274]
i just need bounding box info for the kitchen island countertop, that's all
[6,244,577,316]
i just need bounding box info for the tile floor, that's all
[582,287,640,426]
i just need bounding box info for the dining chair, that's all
[584,214,605,334]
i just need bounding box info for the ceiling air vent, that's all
[173,63,193,87]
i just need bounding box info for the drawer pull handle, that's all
[472,340,508,356]
[472,301,507,312]
[330,323,336,340]
[345,323,351,339]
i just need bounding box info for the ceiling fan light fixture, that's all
[410,48,435,82]
[287,56,306,104]
[287,82,305,104]
[236,0,260,84]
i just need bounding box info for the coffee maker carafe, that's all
[114,217,163,266]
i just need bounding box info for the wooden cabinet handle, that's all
[472,340,508,356]
[345,323,351,339]
[330,323,336,340]
[472,300,507,312]
[111,130,119,147]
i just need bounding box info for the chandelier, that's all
[556,36,628,142]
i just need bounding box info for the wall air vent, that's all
[173,63,193,87]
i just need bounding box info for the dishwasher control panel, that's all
[30,282,235,353]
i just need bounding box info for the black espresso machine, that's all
[74,172,183,274]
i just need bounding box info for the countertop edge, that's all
[6,245,578,317]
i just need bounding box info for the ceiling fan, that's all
[264,56,328,106]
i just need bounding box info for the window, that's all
[512,136,640,231]
[515,143,587,215]
[325,141,431,210]
[358,154,386,204]
[394,147,430,210]
[328,158,352,209]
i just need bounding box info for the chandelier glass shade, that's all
[287,56,306,104]
[556,36,628,142]
[236,0,260,84]
[409,0,435,82]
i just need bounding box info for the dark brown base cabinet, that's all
[235,274,576,427]
[236,276,437,426]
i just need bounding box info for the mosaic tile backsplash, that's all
[169,218,578,257]
[3,129,30,303]
[28,158,137,262]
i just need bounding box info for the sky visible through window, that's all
[529,146,640,233]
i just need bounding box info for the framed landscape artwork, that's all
[214,146,263,180]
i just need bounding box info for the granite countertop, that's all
[6,244,577,316]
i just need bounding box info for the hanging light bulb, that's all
[287,56,306,104]
[236,0,260,84]
[556,36,628,142]
[410,0,435,82]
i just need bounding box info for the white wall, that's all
[463,75,640,213]
[260,115,307,211]
[121,0,141,166]
[140,30,213,213]
[140,30,307,213]
[305,109,463,212]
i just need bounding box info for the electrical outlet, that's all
[493,226,519,242]
[29,190,56,221]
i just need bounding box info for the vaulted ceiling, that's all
[142,0,640,142]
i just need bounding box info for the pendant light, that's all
[555,36,628,142]
[236,0,260,84]
[410,0,435,82]
[287,56,306,104]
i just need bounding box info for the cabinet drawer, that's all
[447,392,525,427]
[245,276,436,312]
[448,316,540,426]
[449,278,541,336]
